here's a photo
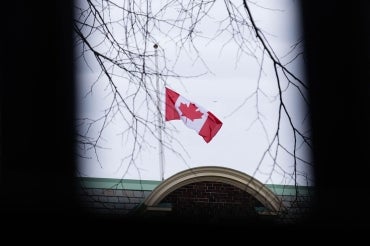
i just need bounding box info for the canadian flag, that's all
[165,87,223,143]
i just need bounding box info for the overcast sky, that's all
[75,0,313,186]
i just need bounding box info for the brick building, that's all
[77,166,314,224]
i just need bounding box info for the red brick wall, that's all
[160,181,264,218]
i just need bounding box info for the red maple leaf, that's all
[179,103,203,121]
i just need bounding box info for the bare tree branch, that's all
[74,0,312,189]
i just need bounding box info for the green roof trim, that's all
[77,177,314,196]
[78,177,161,191]
[266,184,314,196]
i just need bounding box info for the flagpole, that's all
[154,44,164,181]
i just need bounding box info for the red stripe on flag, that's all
[198,111,223,143]
[165,87,180,121]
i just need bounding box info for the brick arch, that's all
[143,166,283,213]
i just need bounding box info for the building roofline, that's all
[78,177,161,191]
[77,176,314,196]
